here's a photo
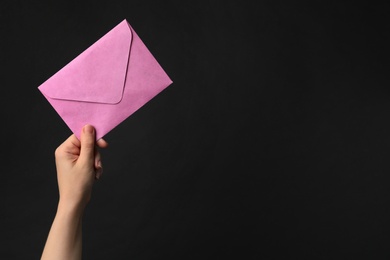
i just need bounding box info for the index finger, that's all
[96,138,109,148]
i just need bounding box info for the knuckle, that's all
[54,147,62,158]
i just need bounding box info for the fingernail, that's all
[97,160,102,168]
[84,124,94,134]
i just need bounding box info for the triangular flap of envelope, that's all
[38,20,132,104]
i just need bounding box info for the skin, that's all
[41,124,108,260]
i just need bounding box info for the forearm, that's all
[41,126,105,259]
[41,202,84,260]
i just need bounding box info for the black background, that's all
[1,1,390,259]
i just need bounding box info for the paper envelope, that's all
[38,19,173,140]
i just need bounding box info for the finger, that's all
[95,166,103,180]
[55,134,81,158]
[94,149,103,180]
[97,138,109,148]
[60,134,81,150]
[78,124,96,165]
[94,150,102,169]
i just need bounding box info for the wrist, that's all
[57,199,86,218]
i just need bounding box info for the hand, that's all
[54,124,108,212]
[41,125,108,260]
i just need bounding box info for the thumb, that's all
[79,124,96,165]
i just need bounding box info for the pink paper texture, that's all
[38,19,173,140]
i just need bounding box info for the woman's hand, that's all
[55,124,108,211]
[41,125,108,260]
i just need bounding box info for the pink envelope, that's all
[38,19,173,140]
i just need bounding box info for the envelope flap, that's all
[38,20,132,104]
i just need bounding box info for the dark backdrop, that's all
[1,1,390,259]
